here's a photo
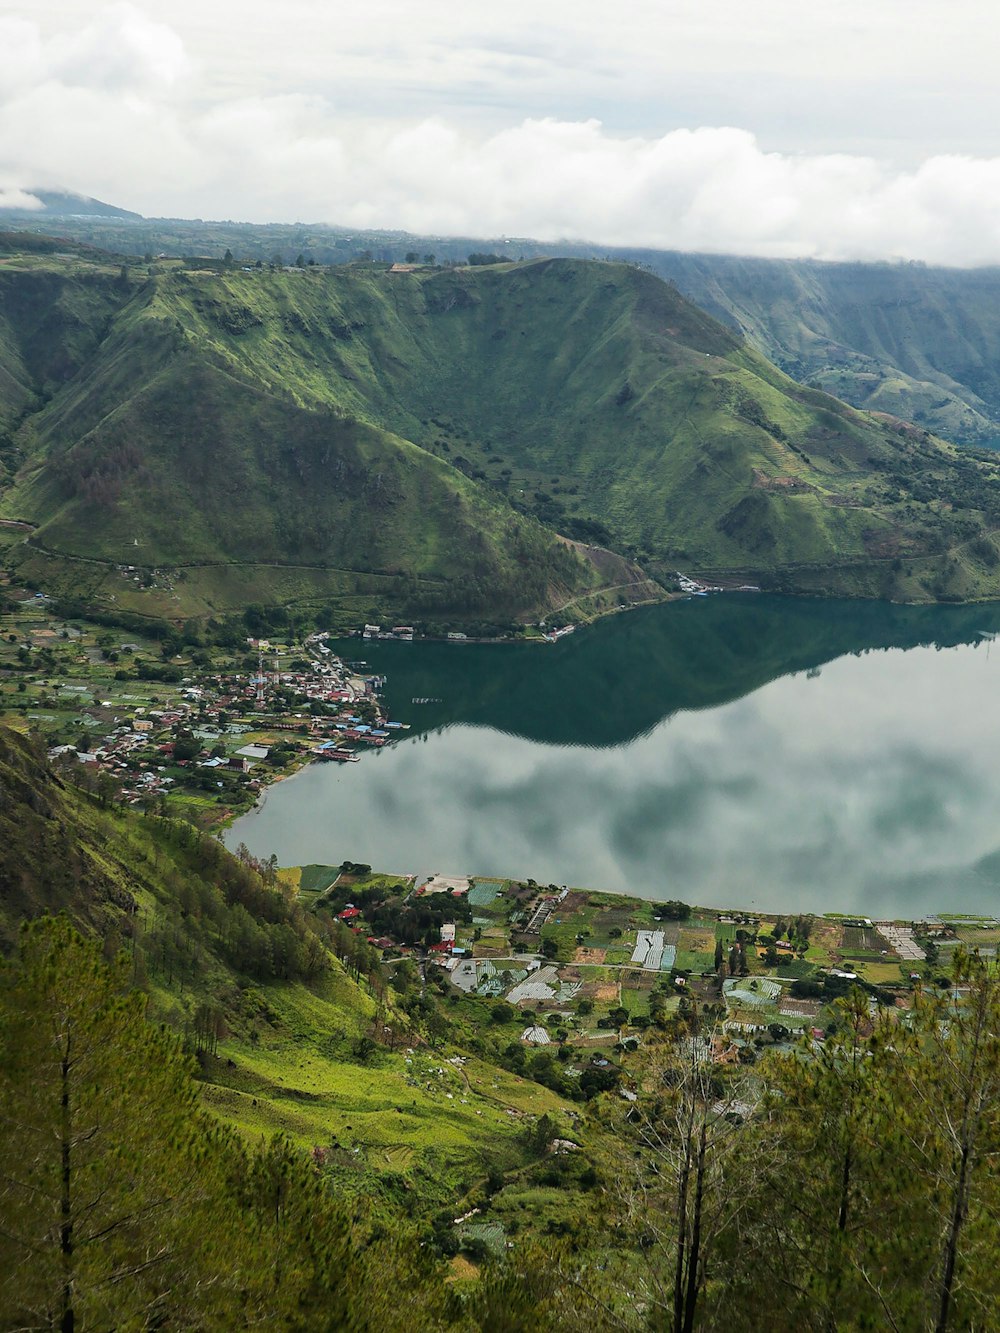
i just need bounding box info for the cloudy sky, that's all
[3,1,1000,262]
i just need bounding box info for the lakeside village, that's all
[4,582,992,1065]
[0,590,408,821]
[295,866,1000,1083]
[0,568,728,820]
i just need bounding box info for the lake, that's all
[227,596,1000,917]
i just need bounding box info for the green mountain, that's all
[4,241,1000,619]
[615,250,1000,448]
[0,246,621,625]
[13,207,1000,450]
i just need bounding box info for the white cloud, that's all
[0,186,42,210]
[5,5,1000,264]
[48,3,189,92]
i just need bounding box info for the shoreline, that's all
[218,601,1000,917]
[281,862,993,933]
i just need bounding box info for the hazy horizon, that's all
[4,3,1000,265]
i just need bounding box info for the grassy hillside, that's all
[0,726,139,945]
[4,246,1000,613]
[12,212,1000,448]
[0,252,610,625]
[629,250,1000,447]
[0,724,590,1224]
[0,241,133,452]
[0,727,629,1325]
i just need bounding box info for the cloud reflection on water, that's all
[232,640,1000,916]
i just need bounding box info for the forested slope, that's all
[639,249,1000,446]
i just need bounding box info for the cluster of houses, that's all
[332,902,444,958]
[361,624,415,641]
[50,704,192,804]
[45,636,404,805]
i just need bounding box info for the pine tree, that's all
[749,989,909,1328]
[890,953,1000,1330]
[610,1024,762,1333]
[0,917,242,1329]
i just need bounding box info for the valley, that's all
[4,228,1000,1331]
[10,0,1000,1322]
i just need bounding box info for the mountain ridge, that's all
[4,243,1000,618]
[8,202,1000,445]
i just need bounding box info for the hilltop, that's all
[12,204,1000,450]
[3,243,1000,619]
[0,188,142,220]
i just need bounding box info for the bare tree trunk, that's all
[935,1138,971,1333]
[681,1119,708,1333]
[673,1138,691,1333]
[60,1043,74,1333]
[934,984,987,1333]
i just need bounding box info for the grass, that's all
[297,863,342,895]
[195,972,577,1202]
[774,959,816,979]
[853,961,909,985]
[675,951,715,973]
[621,987,654,1019]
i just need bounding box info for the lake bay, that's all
[228,597,1000,917]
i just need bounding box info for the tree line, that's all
[4,916,1000,1330]
[597,953,1000,1332]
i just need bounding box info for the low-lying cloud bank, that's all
[3,6,1000,265]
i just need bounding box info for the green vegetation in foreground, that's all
[0,916,582,1332]
[0,724,610,1323]
[4,242,1000,622]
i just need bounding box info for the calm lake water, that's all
[227,596,1000,917]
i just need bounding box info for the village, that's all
[3,582,998,1067]
[293,865,998,1082]
[0,589,407,820]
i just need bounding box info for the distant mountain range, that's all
[635,251,1000,449]
[3,236,1000,621]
